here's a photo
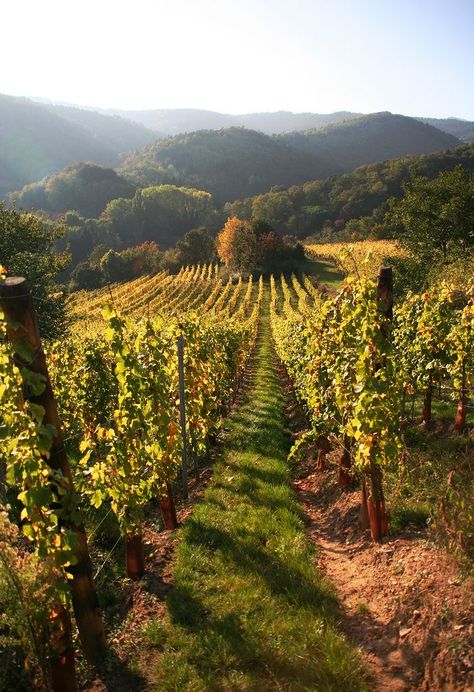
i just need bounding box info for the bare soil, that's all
[293,455,474,692]
[82,465,214,691]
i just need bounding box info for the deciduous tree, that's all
[216,217,256,273]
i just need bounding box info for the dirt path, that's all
[293,461,474,691]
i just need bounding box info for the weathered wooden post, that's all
[159,482,178,530]
[126,532,145,579]
[454,360,468,432]
[177,334,188,499]
[316,435,331,471]
[0,277,107,666]
[366,266,392,540]
[337,438,352,488]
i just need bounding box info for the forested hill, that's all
[278,113,460,172]
[417,117,474,143]
[0,94,156,196]
[118,115,461,204]
[104,107,362,135]
[224,143,474,238]
[101,106,474,141]
[9,163,136,218]
[118,127,332,204]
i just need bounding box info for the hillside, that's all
[9,163,136,218]
[417,117,474,142]
[279,112,460,172]
[100,107,474,142]
[0,94,157,197]
[118,127,334,204]
[118,115,461,205]
[106,107,362,135]
[32,102,474,142]
[41,102,157,152]
[224,143,474,237]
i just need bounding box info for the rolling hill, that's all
[279,113,460,172]
[9,163,136,218]
[105,107,362,135]
[417,117,474,142]
[223,143,474,237]
[118,114,461,204]
[0,94,157,196]
[118,127,334,204]
[101,107,474,142]
[4,96,467,214]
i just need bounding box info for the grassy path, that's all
[150,288,365,690]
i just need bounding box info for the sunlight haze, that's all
[1,0,473,117]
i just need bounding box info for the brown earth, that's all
[293,453,474,692]
[81,465,213,691]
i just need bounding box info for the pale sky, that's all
[1,0,473,118]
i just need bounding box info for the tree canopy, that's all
[176,227,216,265]
[216,217,257,273]
[102,185,218,248]
[387,165,474,262]
[10,163,136,218]
[224,145,474,239]
[0,204,68,337]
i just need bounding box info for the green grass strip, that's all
[149,288,366,690]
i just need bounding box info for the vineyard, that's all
[305,239,405,279]
[0,266,263,689]
[270,269,474,540]
[1,261,473,690]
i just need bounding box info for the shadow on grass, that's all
[302,257,345,289]
[152,297,365,690]
[178,519,337,613]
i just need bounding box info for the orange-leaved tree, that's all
[216,217,256,273]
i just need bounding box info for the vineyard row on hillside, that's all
[0,267,262,689]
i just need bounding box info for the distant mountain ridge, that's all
[119,126,329,204]
[118,113,461,204]
[0,94,157,196]
[278,112,460,173]
[100,106,474,142]
[102,108,363,135]
[2,92,472,205]
[417,117,474,143]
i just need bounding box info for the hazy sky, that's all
[2,0,473,118]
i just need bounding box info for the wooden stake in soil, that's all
[0,277,107,663]
[359,477,370,531]
[177,334,188,499]
[422,376,433,425]
[126,532,145,580]
[49,606,78,692]
[338,442,352,488]
[363,266,392,541]
[159,481,178,529]
[316,436,331,471]
[454,361,468,432]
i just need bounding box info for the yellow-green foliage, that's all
[305,240,405,278]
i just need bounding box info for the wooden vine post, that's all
[337,436,352,488]
[126,533,145,579]
[422,374,433,425]
[364,266,392,541]
[454,360,468,432]
[177,334,188,499]
[316,435,331,471]
[0,278,107,669]
[159,481,178,530]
